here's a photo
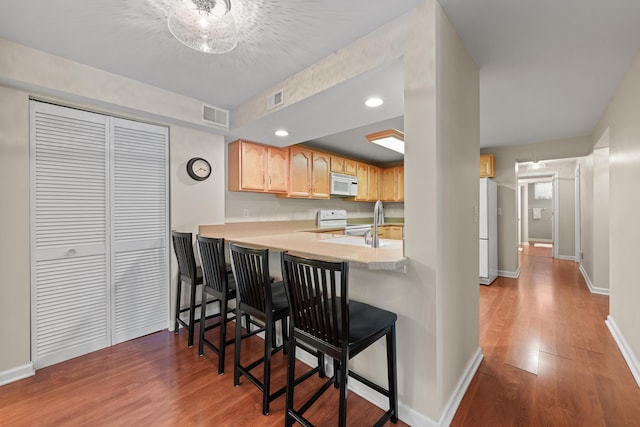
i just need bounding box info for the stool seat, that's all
[336,299,397,350]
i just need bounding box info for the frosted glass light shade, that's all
[168,0,238,54]
[366,129,405,154]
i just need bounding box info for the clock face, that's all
[187,157,211,181]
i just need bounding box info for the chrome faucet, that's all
[366,200,384,248]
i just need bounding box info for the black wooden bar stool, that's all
[229,243,322,415]
[171,231,220,347]
[280,252,399,427]
[196,235,256,374]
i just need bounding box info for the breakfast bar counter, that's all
[199,221,407,271]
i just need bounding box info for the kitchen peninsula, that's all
[200,220,407,271]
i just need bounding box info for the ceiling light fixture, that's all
[365,97,384,108]
[366,129,404,154]
[275,129,289,137]
[168,0,238,54]
[527,160,547,171]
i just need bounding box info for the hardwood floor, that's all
[0,320,405,426]
[452,248,640,426]
[3,251,638,426]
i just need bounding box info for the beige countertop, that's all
[200,221,407,272]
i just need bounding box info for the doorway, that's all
[517,172,559,259]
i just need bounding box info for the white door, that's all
[111,118,169,343]
[31,102,169,368]
[31,102,110,368]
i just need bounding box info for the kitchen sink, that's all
[318,236,403,249]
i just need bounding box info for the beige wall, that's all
[0,87,31,372]
[381,0,480,420]
[591,49,640,360]
[579,154,595,280]
[591,143,610,289]
[434,3,481,416]
[0,43,226,376]
[225,189,404,223]
[482,137,593,275]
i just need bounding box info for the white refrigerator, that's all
[479,178,498,285]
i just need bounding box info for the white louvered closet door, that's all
[111,118,168,344]
[31,102,110,369]
[31,101,169,369]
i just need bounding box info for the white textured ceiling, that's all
[1,0,640,160]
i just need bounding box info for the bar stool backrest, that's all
[229,243,272,317]
[196,235,229,295]
[281,252,349,358]
[172,231,197,281]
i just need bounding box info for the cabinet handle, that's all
[269,176,272,184]
[66,249,76,256]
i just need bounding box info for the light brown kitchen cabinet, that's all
[385,225,404,239]
[397,166,404,201]
[354,162,380,201]
[370,225,403,240]
[286,146,330,199]
[330,155,357,176]
[228,139,289,193]
[480,154,496,178]
[380,166,404,202]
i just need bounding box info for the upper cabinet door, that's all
[330,155,346,173]
[397,166,404,202]
[241,141,267,191]
[343,158,357,176]
[368,166,380,200]
[355,162,369,201]
[289,146,313,197]
[311,152,330,198]
[380,167,396,201]
[266,147,289,193]
[480,154,496,178]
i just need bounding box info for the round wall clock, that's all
[186,157,212,181]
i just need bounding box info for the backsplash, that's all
[225,191,404,223]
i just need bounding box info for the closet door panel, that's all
[111,119,169,344]
[31,102,110,369]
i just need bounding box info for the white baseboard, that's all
[297,345,483,426]
[0,362,34,386]
[498,267,520,279]
[438,347,484,427]
[579,265,610,295]
[606,315,640,388]
[558,255,575,261]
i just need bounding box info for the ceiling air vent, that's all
[266,89,284,110]
[202,104,229,128]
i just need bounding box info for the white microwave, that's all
[330,172,358,196]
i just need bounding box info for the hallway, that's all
[452,250,640,425]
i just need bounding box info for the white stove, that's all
[317,209,347,228]
[317,209,372,236]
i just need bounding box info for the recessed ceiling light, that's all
[365,97,383,108]
[275,129,289,137]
